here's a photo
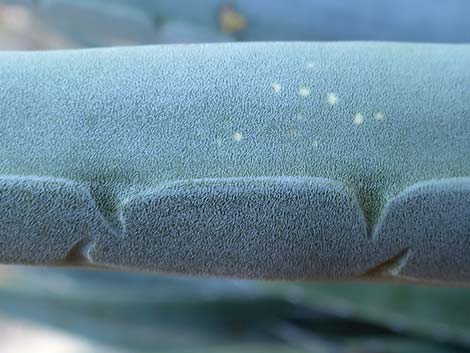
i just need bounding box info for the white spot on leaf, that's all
[327,93,338,106]
[233,131,243,142]
[306,62,315,69]
[298,86,311,97]
[272,82,282,93]
[353,113,364,125]
[375,112,385,121]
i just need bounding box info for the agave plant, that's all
[0,1,468,353]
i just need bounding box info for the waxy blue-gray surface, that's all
[0,42,469,283]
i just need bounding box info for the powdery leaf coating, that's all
[0,42,469,284]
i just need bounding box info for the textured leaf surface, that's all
[0,43,469,283]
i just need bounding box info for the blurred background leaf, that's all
[2,0,470,48]
[0,267,469,353]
